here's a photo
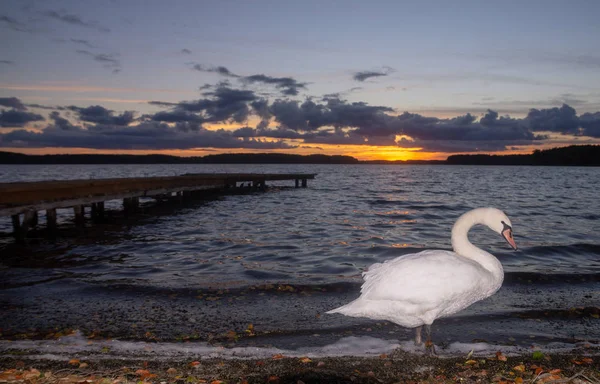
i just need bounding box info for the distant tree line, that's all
[446,145,600,166]
[0,152,359,164]
[0,145,598,166]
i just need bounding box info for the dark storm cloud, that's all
[0,60,15,65]
[68,105,134,126]
[192,64,240,78]
[42,10,110,32]
[579,112,600,137]
[150,110,204,123]
[268,98,393,132]
[242,74,308,96]
[526,104,580,134]
[75,49,121,73]
[0,109,45,127]
[181,48,192,54]
[232,127,256,138]
[0,120,294,150]
[0,97,27,110]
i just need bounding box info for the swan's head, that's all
[483,208,517,250]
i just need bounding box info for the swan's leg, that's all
[424,324,436,356]
[414,326,423,345]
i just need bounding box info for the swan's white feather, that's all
[327,250,496,327]
[326,208,512,329]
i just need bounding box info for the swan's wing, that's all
[360,250,488,305]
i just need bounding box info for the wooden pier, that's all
[0,173,315,241]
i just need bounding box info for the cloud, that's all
[526,104,580,134]
[0,109,45,127]
[70,38,94,48]
[181,48,192,54]
[192,64,308,96]
[0,60,14,65]
[579,112,600,138]
[0,14,32,32]
[192,64,239,78]
[75,49,121,73]
[0,120,294,150]
[148,101,179,108]
[42,10,110,32]
[242,74,307,96]
[0,97,26,110]
[68,105,135,126]
[353,67,395,82]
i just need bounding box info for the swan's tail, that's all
[325,299,365,317]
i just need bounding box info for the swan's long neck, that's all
[451,209,504,283]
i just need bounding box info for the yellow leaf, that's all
[299,357,312,363]
[465,359,477,365]
[513,364,525,372]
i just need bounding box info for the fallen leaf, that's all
[79,362,89,369]
[272,353,285,359]
[166,368,177,374]
[267,375,279,383]
[22,369,41,380]
[299,357,312,363]
[68,359,80,366]
[135,369,157,379]
[549,369,561,374]
[581,357,593,364]
[379,353,388,359]
[496,351,507,361]
[513,364,525,372]
[535,367,543,375]
[515,378,523,384]
[189,361,201,367]
[465,359,478,365]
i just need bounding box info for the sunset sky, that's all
[1,0,599,160]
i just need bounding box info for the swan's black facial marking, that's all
[501,220,517,250]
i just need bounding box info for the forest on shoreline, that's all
[0,145,598,166]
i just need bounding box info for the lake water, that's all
[0,164,598,359]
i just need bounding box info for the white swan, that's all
[326,207,517,353]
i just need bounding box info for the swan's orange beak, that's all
[502,228,518,250]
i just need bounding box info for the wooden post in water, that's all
[29,210,38,227]
[302,178,307,188]
[74,205,85,227]
[295,179,300,188]
[46,208,57,235]
[11,214,21,241]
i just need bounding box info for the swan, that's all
[326,207,517,354]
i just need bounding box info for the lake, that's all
[0,164,598,359]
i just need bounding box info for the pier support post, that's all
[74,205,85,227]
[91,202,105,222]
[11,214,22,241]
[295,179,299,188]
[29,210,38,227]
[46,208,57,235]
[302,178,307,188]
[124,197,140,214]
